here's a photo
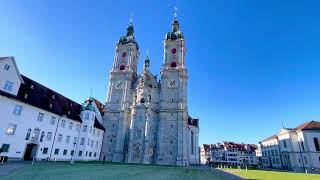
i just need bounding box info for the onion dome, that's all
[118,23,139,50]
[165,19,184,40]
[81,97,95,112]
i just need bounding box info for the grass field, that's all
[3,163,223,180]
[227,169,320,180]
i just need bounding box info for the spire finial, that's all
[174,6,178,19]
[90,88,93,97]
[129,13,134,25]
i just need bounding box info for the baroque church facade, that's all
[100,18,200,166]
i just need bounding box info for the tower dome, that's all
[81,97,95,112]
[118,23,139,50]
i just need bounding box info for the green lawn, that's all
[227,169,320,180]
[3,163,222,180]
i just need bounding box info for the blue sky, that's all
[1,0,320,145]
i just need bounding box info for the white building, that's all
[0,57,105,161]
[260,120,320,173]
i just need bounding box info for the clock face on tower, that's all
[168,79,177,88]
[115,81,124,89]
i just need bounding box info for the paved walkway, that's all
[0,162,29,177]
[189,165,244,180]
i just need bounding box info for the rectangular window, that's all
[89,126,92,133]
[43,148,48,154]
[82,125,87,132]
[61,120,66,128]
[4,80,14,92]
[97,131,100,137]
[90,140,94,147]
[76,124,80,131]
[1,144,10,152]
[84,113,90,120]
[71,150,74,156]
[4,64,10,70]
[46,132,53,141]
[95,141,98,148]
[12,105,23,115]
[78,151,82,156]
[66,136,70,144]
[54,149,59,155]
[80,138,85,145]
[69,122,73,130]
[94,152,96,157]
[6,123,17,135]
[63,149,67,155]
[87,138,90,146]
[57,134,63,142]
[37,112,44,122]
[93,129,96,136]
[73,137,77,144]
[50,117,56,125]
[89,152,92,157]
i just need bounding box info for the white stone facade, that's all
[0,57,104,161]
[100,19,200,166]
[260,121,320,173]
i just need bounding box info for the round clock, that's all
[168,80,177,88]
[115,81,124,89]
[172,48,176,54]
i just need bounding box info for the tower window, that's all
[122,52,126,57]
[120,65,125,70]
[171,61,177,67]
[172,48,176,54]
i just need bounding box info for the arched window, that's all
[40,131,45,142]
[314,137,320,151]
[25,129,31,140]
[171,61,177,68]
[140,98,145,103]
[119,65,125,71]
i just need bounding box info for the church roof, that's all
[0,75,105,131]
[118,23,139,50]
[295,120,320,130]
[166,19,184,40]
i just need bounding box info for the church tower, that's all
[101,22,139,162]
[157,17,190,166]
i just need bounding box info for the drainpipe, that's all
[49,115,63,161]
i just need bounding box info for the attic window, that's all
[52,94,55,99]
[68,111,71,115]
[30,84,34,89]
[24,94,28,99]
[70,103,73,107]
[4,64,10,71]
[49,103,52,108]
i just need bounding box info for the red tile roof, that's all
[295,120,320,130]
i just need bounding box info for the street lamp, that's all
[71,142,76,164]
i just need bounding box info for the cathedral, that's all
[100,17,200,166]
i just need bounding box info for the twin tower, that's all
[100,17,200,166]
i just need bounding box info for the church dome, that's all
[165,20,184,40]
[118,23,139,50]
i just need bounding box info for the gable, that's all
[0,57,24,95]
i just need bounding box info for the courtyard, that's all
[2,162,225,180]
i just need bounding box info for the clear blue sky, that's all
[1,0,320,145]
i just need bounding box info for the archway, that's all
[23,143,38,161]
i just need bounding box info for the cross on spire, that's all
[174,7,178,19]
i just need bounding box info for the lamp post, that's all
[71,142,76,164]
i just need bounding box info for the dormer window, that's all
[52,94,55,99]
[68,111,71,115]
[49,103,53,108]
[24,94,28,99]
[4,64,10,70]
[70,103,73,107]
[30,84,34,89]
